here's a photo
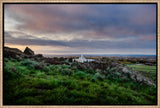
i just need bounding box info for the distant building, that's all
[75,54,94,63]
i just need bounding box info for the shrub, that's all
[95,69,101,73]
[90,77,97,82]
[73,71,88,79]
[91,72,105,82]
[61,65,70,69]
[32,78,59,89]
[93,72,105,81]
[20,59,51,72]
[16,96,41,105]
[34,63,44,70]
[10,58,17,62]
[4,66,16,80]
[77,64,87,71]
[60,68,73,76]
[106,67,117,73]
[20,59,37,69]
[43,66,51,72]
[86,68,95,74]
[58,79,77,89]
[34,62,50,72]
[4,58,9,62]
[4,65,23,81]
[48,65,56,70]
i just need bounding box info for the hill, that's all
[3,46,157,105]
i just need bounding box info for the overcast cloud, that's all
[4,4,157,55]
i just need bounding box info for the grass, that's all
[3,58,157,105]
[127,64,156,83]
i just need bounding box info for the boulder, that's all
[34,54,43,58]
[4,46,24,58]
[24,47,34,55]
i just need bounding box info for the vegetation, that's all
[4,57,157,105]
[127,64,156,83]
[117,57,156,65]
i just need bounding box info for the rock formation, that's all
[4,46,24,58]
[24,47,34,55]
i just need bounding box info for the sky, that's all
[4,4,157,55]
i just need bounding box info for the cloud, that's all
[4,4,157,55]
[140,35,156,40]
[5,4,156,40]
[4,31,68,46]
[5,31,156,50]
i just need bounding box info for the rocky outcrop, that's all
[4,46,44,60]
[117,66,155,86]
[71,61,156,86]
[4,46,25,58]
[24,47,34,55]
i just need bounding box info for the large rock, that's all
[34,54,43,58]
[24,47,34,55]
[4,46,24,58]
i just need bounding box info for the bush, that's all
[34,62,50,72]
[61,65,70,69]
[93,72,105,81]
[60,68,74,76]
[73,71,88,79]
[86,68,95,74]
[106,67,117,73]
[34,63,44,70]
[20,59,50,72]
[77,64,87,71]
[91,72,105,82]
[4,58,9,62]
[58,79,78,89]
[105,67,124,81]
[20,59,37,69]
[90,77,97,82]
[4,66,23,81]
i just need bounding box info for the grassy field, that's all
[127,64,156,83]
[3,58,157,105]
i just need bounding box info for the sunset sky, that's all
[4,4,157,55]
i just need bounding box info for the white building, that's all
[75,54,94,63]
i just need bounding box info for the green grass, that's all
[127,64,156,83]
[3,58,157,105]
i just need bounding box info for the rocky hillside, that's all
[3,46,156,105]
[4,46,43,59]
[4,46,156,86]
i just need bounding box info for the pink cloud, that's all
[5,4,92,34]
[140,35,156,40]
[5,4,156,41]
